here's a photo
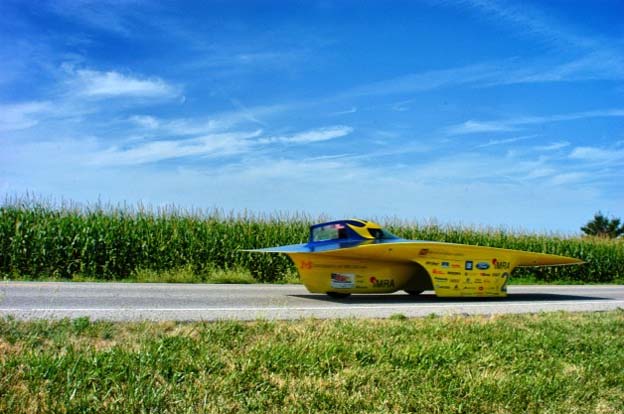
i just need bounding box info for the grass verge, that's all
[130,265,258,284]
[1,311,623,413]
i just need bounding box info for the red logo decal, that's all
[300,261,313,269]
[369,277,377,284]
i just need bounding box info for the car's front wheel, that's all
[326,292,351,299]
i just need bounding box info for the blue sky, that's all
[1,0,623,233]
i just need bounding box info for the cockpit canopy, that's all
[309,219,399,244]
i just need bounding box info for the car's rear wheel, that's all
[326,292,351,299]
[405,290,424,296]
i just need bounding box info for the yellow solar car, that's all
[246,219,583,298]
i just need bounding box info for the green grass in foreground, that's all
[1,311,623,413]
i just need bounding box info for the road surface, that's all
[0,282,623,321]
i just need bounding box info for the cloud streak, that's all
[534,141,570,151]
[91,125,353,166]
[68,68,178,99]
[259,126,354,144]
[475,135,535,148]
[446,109,624,135]
[0,101,52,132]
[447,120,518,136]
[457,0,594,50]
[339,56,624,102]
[92,130,262,166]
[344,63,502,97]
[569,146,624,163]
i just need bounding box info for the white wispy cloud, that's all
[530,109,624,123]
[453,1,624,86]
[506,53,624,84]
[345,63,502,97]
[340,53,624,100]
[549,172,588,185]
[0,101,52,132]
[445,109,624,135]
[329,107,358,116]
[48,0,143,36]
[457,0,593,50]
[525,167,557,179]
[475,136,535,148]
[91,124,352,166]
[391,99,416,112]
[259,126,354,144]
[446,120,517,136]
[569,146,624,162]
[124,104,286,139]
[68,68,178,99]
[534,141,570,151]
[92,130,262,166]
[129,115,160,129]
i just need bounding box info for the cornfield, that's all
[1,198,622,282]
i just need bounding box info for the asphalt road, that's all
[0,282,623,321]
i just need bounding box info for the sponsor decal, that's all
[434,277,448,282]
[369,277,395,288]
[300,261,313,269]
[465,261,473,270]
[480,273,491,277]
[453,284,459,289]
[476,262,490,270]
[330,273,355,289]
[441,261,450,268]
[425,261,440,266]
[435,285,451,289]
[492,258,511,270]
[419,249,429,256]
[450,278,460,283]
[478,286,484,291]
[432,269,445,275]
[451,263,461,268]
[447,271,461,276]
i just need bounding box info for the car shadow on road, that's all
[290,292,608,304]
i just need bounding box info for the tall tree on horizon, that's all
[581,212,624,238]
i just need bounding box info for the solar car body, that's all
[246,219,583,298]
